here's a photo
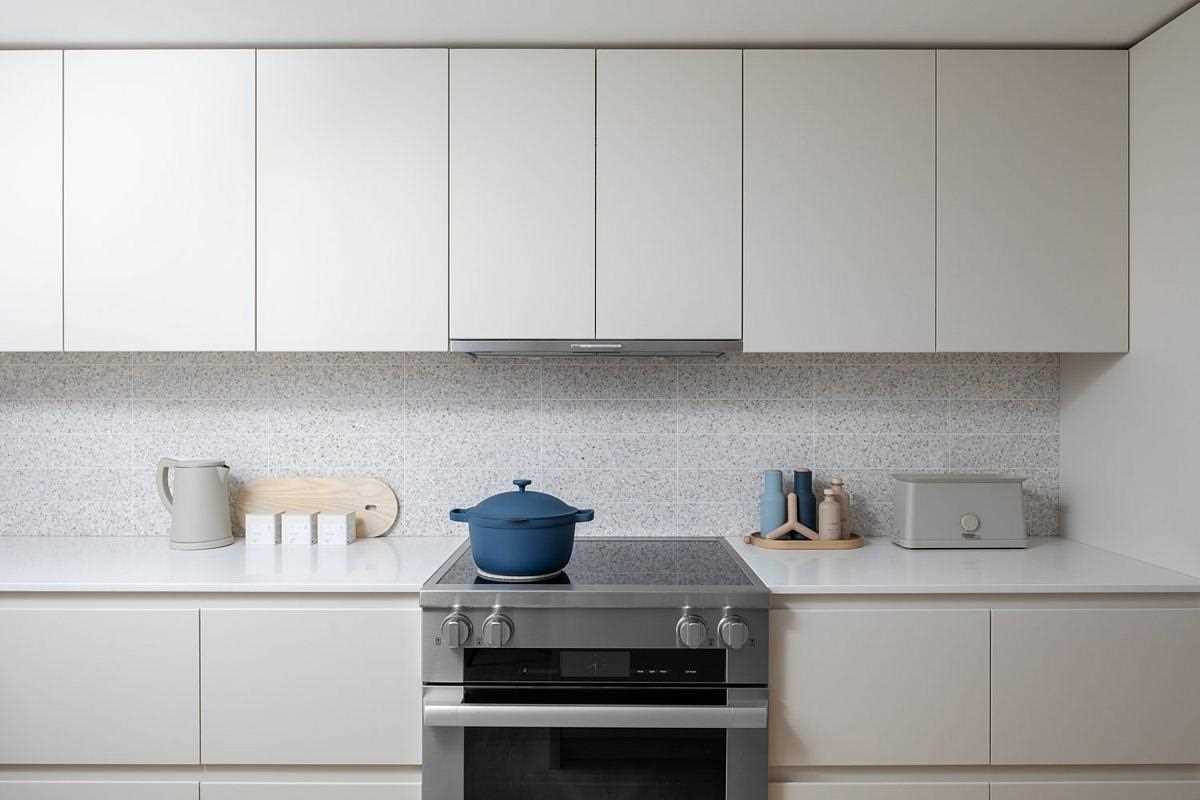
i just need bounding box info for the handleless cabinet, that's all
[200,609,422,765]
[769,609,990,766]
[936,50,1128,352]
[0,609,199,764]
[63,50,255,351]
[450,49,595,340]
[201,784,419,800]
[770,785,988,800]
[744,50,935,352]
[0,783,198,800]
[596,49,742,340]
[991,608,1200,764]
[0,51,62,352]
[990,784,1200,800]
[257,49,448,351]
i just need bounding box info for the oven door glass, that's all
[464,726,726,800]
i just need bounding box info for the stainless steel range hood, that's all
[450,339,742,357]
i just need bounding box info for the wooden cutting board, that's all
[235,477,399,538]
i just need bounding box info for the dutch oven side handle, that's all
[449,509,470,523]
[573,509,595,523]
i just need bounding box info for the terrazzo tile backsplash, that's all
[0,352,1060,538]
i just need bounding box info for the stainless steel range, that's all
[420,537,769,800]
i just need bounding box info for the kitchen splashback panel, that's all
[0,352,1059,538]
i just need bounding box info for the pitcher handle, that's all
[156,458,175,511]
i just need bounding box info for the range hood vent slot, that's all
[450,340,741,358]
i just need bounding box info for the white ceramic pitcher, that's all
[157,458,234,550]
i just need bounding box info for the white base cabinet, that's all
[0,784,197,800]
[200,609,422,765]
[0,609,199,765]
[769,609,990,766]
[991,608,1200,765]
[990,784,1200,800]
[770,784,988,800]
[200,783,420,800]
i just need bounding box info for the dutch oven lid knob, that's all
[513,479,532,492]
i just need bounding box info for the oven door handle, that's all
[423,700,767,729]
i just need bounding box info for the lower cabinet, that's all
[770,784,987,799]
[200,783,420,800]
[991,608,1200,764]
[0,783,197,800]
[769,609,990,766]
[990,783,1200,800]
[200,608,422,765]
[0,609,200,764]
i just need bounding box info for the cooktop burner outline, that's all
[434,538,755,588]
[421,537,769,610]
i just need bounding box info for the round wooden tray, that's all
[743,532,866,550]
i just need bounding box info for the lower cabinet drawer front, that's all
[991,608,1200,764]
[991,783,1200,800]
[0,609,200,765]
[0,782,198,800]
[769,783,988,799]
[200,608,421,765]
[201,783,420,800]
[769,609,990,766]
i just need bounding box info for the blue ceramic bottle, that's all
[793,469,817,531]
[759,470,786,534]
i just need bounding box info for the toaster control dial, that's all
[718,615,750,650]
[482,612,514,647]
[960,513,981,536]
[440,612,473,649]
[677,613,708,649]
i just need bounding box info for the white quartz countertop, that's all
[2,534,1198,595]
[727,535,1200,594]
[0,536,466,593]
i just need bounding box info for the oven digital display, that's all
[560,650,631,679]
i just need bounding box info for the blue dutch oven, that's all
[449,479,594,581]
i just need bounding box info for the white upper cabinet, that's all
[596,50,742,340]
[64,50,255,351]
[744,50,935,352]
[258,49,449,351]
[450,49,595,340]
[0,52,62,352]
[936,50,1129,352]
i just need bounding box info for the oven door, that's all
[422,685,767,800]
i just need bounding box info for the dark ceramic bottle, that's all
[793,469,818,531]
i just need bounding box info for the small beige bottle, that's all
[817,489,843,540]
[830,478,851,536]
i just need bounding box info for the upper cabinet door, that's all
[936,50,1128,352]
[258,49,449,351]
[64,50,255,351]
[0,52,62,352]
[450,49,594,340]
[744,50,935,352]
[596,50,741,340]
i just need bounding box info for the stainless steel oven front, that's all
[421,605,769,800]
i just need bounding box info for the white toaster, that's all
[892,474,1027,549]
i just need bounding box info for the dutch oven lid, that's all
[462,479,582,524]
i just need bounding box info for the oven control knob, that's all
[719,616,750,650]
[676,615,708,648]
[440,613,473,648]
[482,613,513,647]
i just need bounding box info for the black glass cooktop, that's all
[435,538,754,588]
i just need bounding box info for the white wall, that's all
[1061,4,1200,576]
